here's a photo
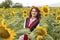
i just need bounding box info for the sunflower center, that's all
[38,38,41,40]
[24,11,26,13]
[53,13,56,16]
[0,27,10,39]
[0,27,5,34]
[3,22,6,25]
[57,17,60,20]
[45,14,48,16]
[24,14,27,17]
[43,8,48,13]
[38,30,45,36]
[58,11,60,15]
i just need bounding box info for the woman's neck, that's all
[31,16,36,19]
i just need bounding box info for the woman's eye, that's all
[32,11,36,12]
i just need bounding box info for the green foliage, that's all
[12,3,23,8]
[40,9,60,40]
[0,0,12,8]
[0,8,60,40]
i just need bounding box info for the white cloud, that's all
[0,0,60,7]
[12,0,60,7]
[49,2,60,7]
[0,0,5,3]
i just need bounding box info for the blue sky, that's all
[0,0,60,7]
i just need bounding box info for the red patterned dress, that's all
[19,17,40,40]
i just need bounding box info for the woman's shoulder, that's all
[25,17,30,20]
[24,17,29,22]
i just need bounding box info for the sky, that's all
[0,0,60,7]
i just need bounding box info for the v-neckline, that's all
[26,17,38,28]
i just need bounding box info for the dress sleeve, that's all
[23,19,26,28]
[19,35,24,40]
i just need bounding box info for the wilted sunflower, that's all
[36,35,43,40]
[3,28,16,40]
[35,26,47,36]
[22,13,28,19]
[41,6,50,17]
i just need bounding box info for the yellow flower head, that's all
[36,35,43,40]
[0,28,16,40]
[52,12,56,16]
[12,11,16,17]
[22,13,28,19]
[22,9,28,14]
[41,5,50,17]
[56,15,60,24]
[31,6,36,8]
[35,26,47,36]
[57,9,60,15]
[43,13,48,17]
[56,15,60,21]
[0,25,6,35]
[1,19,7,28]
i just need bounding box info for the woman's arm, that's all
[23,19,26,28]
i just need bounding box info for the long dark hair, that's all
[29,6,41,20]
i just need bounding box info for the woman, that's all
[19,6,41,40]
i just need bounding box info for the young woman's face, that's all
[31,8,37,17]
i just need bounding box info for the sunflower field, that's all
[0,6,60,40]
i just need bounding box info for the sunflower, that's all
[36,35,43,40]
[22,13,28,19]
[57,9,60,15]
[12,11,16,17]
[2,14,5,18]
[39,7,42,12]
[57,11,60,15]
[35,26,47,36]
[0,24,6,30]
[3,9,7,14]
[0,27,16,40]
[19,8,24,12]
[52,12,56,16]
[22,9,28,14]
[0,25,7,34]
[1,19,7,28]
[32,6,35,8]
[56,15,60,24]
[43,13,48,17]
[41,6,50,17]
[56,15,60,21]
